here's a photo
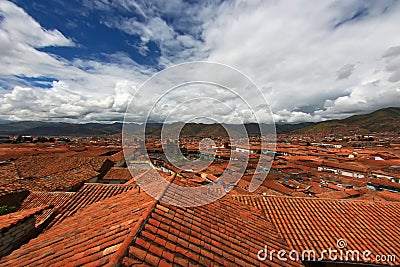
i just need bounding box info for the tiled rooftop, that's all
[19,192,74,210]
[14,155,106,178]
[46,183,136,228]
[18,191,75,226]
[0,189,155,267]
[103,167,133,181]
[122,197,300,267]
[0,206,48,232]
[0,171,301,266]
[0,156,114,192]
[0,161,399,266]
[233,195,400,266]
[122,172,301,266]
[0,187,28,198]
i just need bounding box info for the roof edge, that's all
[107,171,177,266]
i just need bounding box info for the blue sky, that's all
[11,0,161,67]
[0,0,400,123]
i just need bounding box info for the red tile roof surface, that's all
[18,191,74,226]
[0,188,155,267]
[46,183,136,228]
[121,174,301,267]
[0,156,113,192]
[0,206,48,232]
[0,171,301,266]
[1,165,399,266]
[122,199,300,266]
[103,167,131,180]
[234,195,400,266]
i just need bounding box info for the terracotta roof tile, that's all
[46,183,136,228]
[0,205,48,232]
[1,156,114,192]
[19,192,74,210]
[234,195,400,266]
[5,166,397,266]
[0,189,155,267]
[122,175,301,267]
[262,181,293,195]
[0,187,28,198]
[18,191,74,226]
[377,190,400,202]
[103,167,135,181]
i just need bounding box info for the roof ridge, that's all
[27,191,76,194]
[107,201,156,267]
[107,171,177,266]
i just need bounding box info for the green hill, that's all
[294,107,400,134]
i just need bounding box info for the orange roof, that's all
[0,205,48,232]
[103,167,133,180]
[0,187,28,198]
[45,183,136,229]
[262,181,293,195]
[2,167,399,266]
[122,177,300,267]
[321,160,369,173]
[377,190,400,202]
[107,150,125,162]
[18,191,74,226]
[368,178,400,191]
[234,196,400,266]
[1,156,113,191]
[0,189,155,267]
[0,171,301,267]
[19,192,74,210]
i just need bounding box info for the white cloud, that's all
[0,2,153,122]
[1,0,400,123]
[0,1,74,48]
[274,109,322,123]
[202,0,400,122]
[0,0,75,78]
[112,80,137,112]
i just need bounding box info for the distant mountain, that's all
[0,121,123,136]
[293,107,400,134]
[142,122,313,137]
[276,122,315,133]
[0,107,397,136]
[0,120,307,136]
[0,119,12,124]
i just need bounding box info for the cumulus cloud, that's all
[274,109,322,123]
[0,1,74,48]
[0,2,152,122]
[0,1,75,78]
[203,0,400,122]
[1,0,400,123]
